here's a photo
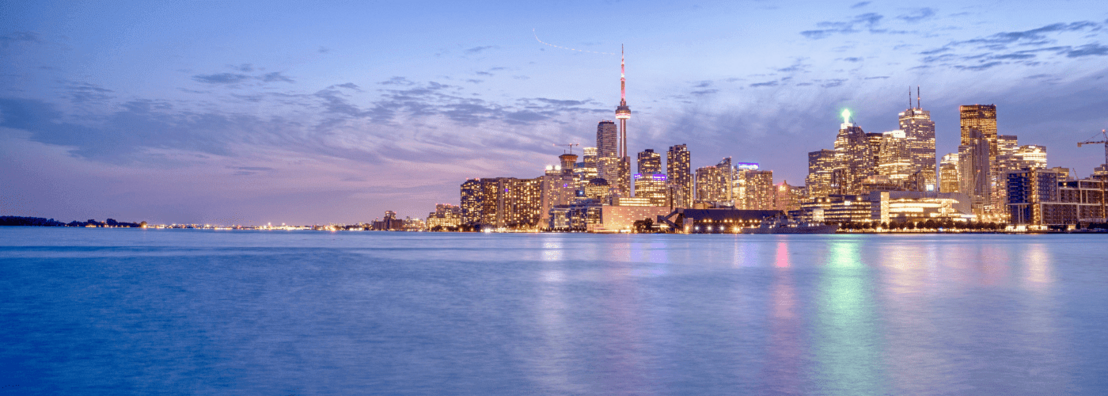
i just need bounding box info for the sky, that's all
[2,0,1108,225]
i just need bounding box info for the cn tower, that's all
[614,45,631,158]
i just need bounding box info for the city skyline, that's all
[2,1,1108,224]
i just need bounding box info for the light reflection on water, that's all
[1,229,1106,394]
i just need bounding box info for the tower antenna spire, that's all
[909,87,912,110]
[917,85,921,109]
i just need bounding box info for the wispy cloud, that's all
[193,73,252,84]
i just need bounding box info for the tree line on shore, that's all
[0,216,147,228]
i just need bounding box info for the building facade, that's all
[667,144,692,208]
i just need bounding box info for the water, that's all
[1,228,1106,395]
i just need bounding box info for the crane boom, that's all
[552,143,579,155]
[1077,129,1108,168]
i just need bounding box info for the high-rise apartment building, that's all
[460,177,543,229]
[695,166,723,203]
[596,121,620,199]
[460,179,484,225]
[738,169,774,210]
[940,153,960,193]
[542,153,579,221]
[667,144,692,208]
[899,89,937,190]
[806,149,837,198]
[638,149,661,174]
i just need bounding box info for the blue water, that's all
[1,228,1106,395]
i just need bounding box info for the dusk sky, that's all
[3,0,1108,225]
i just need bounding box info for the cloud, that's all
[64,81,114,103]
[851,1,870,8]
[0,31,42,48]
[379,76,414,86]
[864,76,890,80]
[260,72,294,83]
[916,21,1108,69]
[193,73,251,84]
[801,13,886,39]
[954,61,1003,71]
[334,83,361,91]
[750,80,778,87]
[897,8,936,23]
[820,79,847,87]
[318,46,330,54]
[1066,44,1108,57]
[229,64,254,72]
[464,45,497,55]
[842,57,863,62]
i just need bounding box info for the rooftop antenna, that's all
[909,87,912,110]
[917,86,921,109]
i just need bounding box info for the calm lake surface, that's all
[1,228,1106,395]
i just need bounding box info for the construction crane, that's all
[552,143,579,155]
[1077,129,1108,167]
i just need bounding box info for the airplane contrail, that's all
[533,28,616,56]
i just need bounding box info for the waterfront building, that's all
[667,144,692,208]
[1005,169,1105,226]
[899,88,937,190]
[426,204,462,230]
[663,209,785,234]
[460,179,484,225]
[459,177,543,229]
[633,173,668,207]
[940,153,960,193]
[794,191,973,224]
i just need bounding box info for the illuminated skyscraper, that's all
[738,169,774,210]
[460,179,484,226]
[596,121,618,158]
[695,165,723,203]
[637,149,661,174]
[806,149,837,198]
[899,87,937,190]
[667,144,692,208]
[959,128,991,210]
[960,105,998,162]
[876,130,912,186]
[940,153,960,193]
[461,177,543,229]
[542,153,578,222]
[834,110,874,195]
